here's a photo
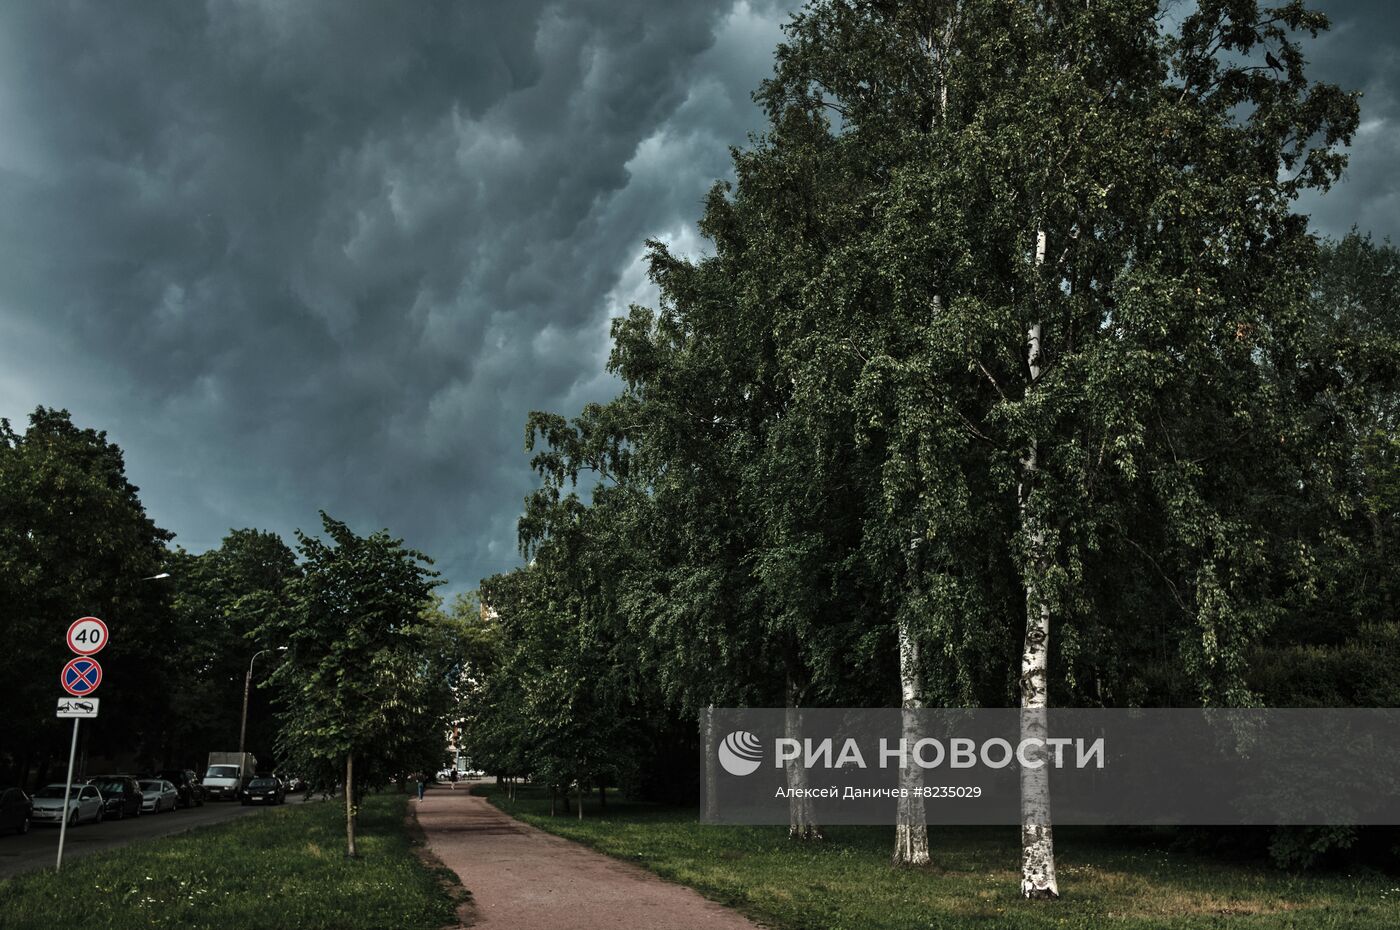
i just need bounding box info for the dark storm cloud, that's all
[0,2,1394,593]
[0,1,791,589]
[1299,1,1400,242]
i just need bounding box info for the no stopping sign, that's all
[61,657,103,696]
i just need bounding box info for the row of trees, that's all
[464,0,1398,896]
[1,409,178,784]
[1,409,463,857]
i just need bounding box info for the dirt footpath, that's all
[414,785,763,930]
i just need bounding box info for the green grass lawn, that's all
[485,784,1400,930]
[0,793,461,930]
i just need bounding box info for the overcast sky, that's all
[0,2,1395,595]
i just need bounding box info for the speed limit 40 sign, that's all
[67,617,109,656]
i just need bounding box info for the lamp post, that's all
[239,647,286,755]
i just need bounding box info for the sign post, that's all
[54,716,81,872]
[56,618,106,872]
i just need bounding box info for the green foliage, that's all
[1250,622,1400,707]
[1266,826,1358,871]
[0,795,459,930]
[476,493,659,794]
[754,0,1359,708]
[472,0,1394,878]
[0,408,175,780]
[486,0,1371,760]
[163,529,299,766]
[257,514,445,801]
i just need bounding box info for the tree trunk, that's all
[550,783,557,817]
[702,704,719,821]
[784,668,822,841]
[598,779,606,811]
[1018,228,1058,899]
[577,778,584,820]
[345,752,357,859]
[892,612,931,866]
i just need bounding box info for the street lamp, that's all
[141,573,172,581]
[239,647,287,755]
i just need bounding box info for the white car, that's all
[138,779,179,813]
[29,784,104,827]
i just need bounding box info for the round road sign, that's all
[66,617,109,656]
[61,657,103,696]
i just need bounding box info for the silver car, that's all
[29,784,104,826]
[138,779,179,813]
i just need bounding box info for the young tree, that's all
[257,513,439,857]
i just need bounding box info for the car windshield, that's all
[205,766,240,779]
[35,786,75,799]
[139,781,162,792]
[94,781,125,794]
[248,778,277,788]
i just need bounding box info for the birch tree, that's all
[755,0,1357,894]
[501,0,1357,887]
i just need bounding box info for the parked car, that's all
[156,769,204,808]
[30,784,104,826]
[0,787,32,835]
[138,779,179,814]
[240,776,286,806]
[86,776,143,820]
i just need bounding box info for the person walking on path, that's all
[416,772,426,802]
[450,768,458,790]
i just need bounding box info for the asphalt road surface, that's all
[0,796,317,880]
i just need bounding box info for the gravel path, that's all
[414,786,763,930]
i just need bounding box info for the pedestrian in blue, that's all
[416,772,426,801]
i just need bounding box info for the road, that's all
[0,796,317,880]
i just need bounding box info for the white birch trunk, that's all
[892,614,931,865]
[1019,228,1058,898]
[703,704,719,821]
[784,672,822,840]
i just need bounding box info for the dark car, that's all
[156,769,204,808]
[0,787,31,835]
[86,775,143,820]
[240,776,285,806]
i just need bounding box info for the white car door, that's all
[81,786,100,822]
